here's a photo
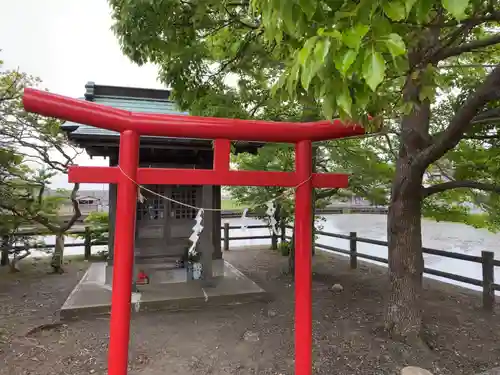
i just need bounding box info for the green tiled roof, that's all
[62,87,188,137]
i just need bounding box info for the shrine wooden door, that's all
[134,185,168,262]
[165,185,202,259]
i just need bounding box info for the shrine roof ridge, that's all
[23,88,365,143]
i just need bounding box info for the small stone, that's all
[401,366,433,375]
[267,309,277,317]
[89,370,96,374]
[243,330,260,342]
[331,283,344,292]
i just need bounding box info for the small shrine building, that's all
[61,82,260,284]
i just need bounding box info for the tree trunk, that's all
[51,233,65,274]
[1,235,10,267]
[385,172,424,342]
[9,255,21,273]
[9,249,30,273]
[383,49,433,343]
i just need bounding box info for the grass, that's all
[221,199,243,211]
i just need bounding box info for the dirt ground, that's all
[0,248,499,375]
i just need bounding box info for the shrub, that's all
[278,241,292,257]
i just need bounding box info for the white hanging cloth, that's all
[188,209,204,256]
[266,201,278,236]
[240,208,249,231]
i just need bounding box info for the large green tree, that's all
[0,56,82,272]
[109,0,500,342]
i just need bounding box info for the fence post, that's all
[84,226,92,260]
[223,223,230,251]
[280,220,286,243]
[349,231,357,269]
[481,250,495,311]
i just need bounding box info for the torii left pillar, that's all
[109,130,139,375]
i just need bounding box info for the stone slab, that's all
[60,260,270,320]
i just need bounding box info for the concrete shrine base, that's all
[60,261,270,320]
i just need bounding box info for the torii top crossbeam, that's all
[22,87,365,375]
[23,89,364,142]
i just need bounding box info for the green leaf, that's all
[418,84,436,102]
[353,86,371,108]
[334,49,358,76]
[404,0,417,14]
[300,39,328,90]
[271,72,288,96]
[362,49,386,91]
[323,29,342,39]
[282,2,296,34]
[392,55,409,72]
[336,83,353,117]
[298,36,318,66]
[298,0,317,20]
[322,96,335,120]
[287,63,300,97]
[441,0,470,20]
[414,0,434,23]
[383,1,406,21]
[301,61,321,91]
[383,33,406,57]
[314,38,331,63]
[342,24,370,50]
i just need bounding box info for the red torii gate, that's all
[23,88,364,375]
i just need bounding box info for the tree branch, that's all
[432,33,500,62]
[470,107,500,124]
[416,64,500,167]
[422,180,500,198]
[60,183,81,232]
[315,188,338,200]
[0,201,59,233]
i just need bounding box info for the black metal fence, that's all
[8,223,499,310]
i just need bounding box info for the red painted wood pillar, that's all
[108,130,139,375]
[294,140,313,375]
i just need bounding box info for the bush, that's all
[84,211,109,242]
[278,241,292,257]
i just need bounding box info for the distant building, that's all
[48,189,109,217]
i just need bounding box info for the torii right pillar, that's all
[295,139,313,374]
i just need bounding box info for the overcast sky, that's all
[0,0,165,190]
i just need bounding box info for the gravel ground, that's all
[0,248,499,375]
